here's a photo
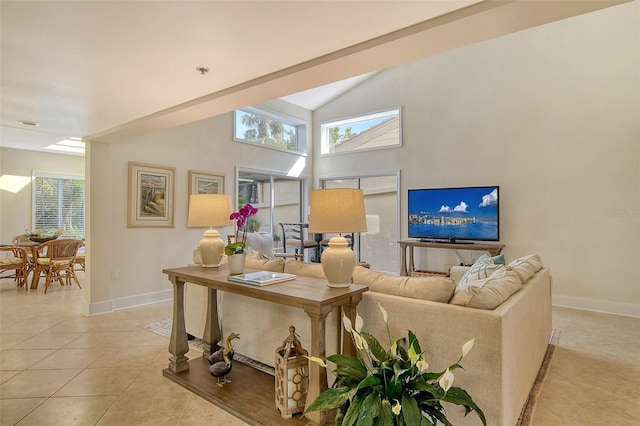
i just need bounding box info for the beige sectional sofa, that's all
[184,255,552,426]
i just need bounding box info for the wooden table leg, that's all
[202,287,221,357]
[168,276,189,373]
[304,305,332,426]
[399,242,408,276]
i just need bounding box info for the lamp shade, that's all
[308,189,367,234]
[188,194,233,228]
[309,189,367,287]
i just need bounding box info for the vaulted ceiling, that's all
[1,0,627,154]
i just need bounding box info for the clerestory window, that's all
[234,107,307,154]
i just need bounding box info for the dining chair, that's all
[279,222,318,261]
[32,239,83,293]
[0,245,29,288]
[74,240,86,271]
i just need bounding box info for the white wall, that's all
[314,3,639,316]
[0,147,84,244]
[85,102,312,314]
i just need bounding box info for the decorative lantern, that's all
[275,326,309,418]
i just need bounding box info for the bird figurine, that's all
[209,332,240,387]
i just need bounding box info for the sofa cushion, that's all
[458,254,505,287]
[508,254,543,283]
[245,257,285,272]
[283,260,327,279]
[450,267,522,309]
[353,266,455,303]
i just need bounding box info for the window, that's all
[234,107,307,154]
[320,108,401,155]
[33,172,85,238]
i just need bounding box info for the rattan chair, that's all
[0,245,29,288]
[32,239,83,293]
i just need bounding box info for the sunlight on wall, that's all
[0,175,32,193]
[287,157,306,177]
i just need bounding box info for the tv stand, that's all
[399,240,505,276]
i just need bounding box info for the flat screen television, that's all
[408,186,500,243]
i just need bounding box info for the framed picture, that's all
[188,170,225,195]
[128,162,175,228]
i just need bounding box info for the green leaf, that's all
[375,402,394,426]
[327,354,365,370]
[303,387,353,414]
[441,387,486,425]
[356,374,381,392]
[361,332,389,362]
[408,330,422,354]
[342,393,365,426]
[356,393,381,425]
[401,394,421,425]
[224,242,245,255]
[386,376,402,399]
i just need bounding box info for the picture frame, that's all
[188,170,225,195]
[128,162,175,228]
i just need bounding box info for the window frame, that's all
[233,106,308,155]
[319,107,402,156]
[31,171,86,238]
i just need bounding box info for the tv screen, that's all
[408,186,500,243]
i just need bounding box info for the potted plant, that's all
[225,203,258,274]
[305,304,486,425]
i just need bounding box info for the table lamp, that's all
[188,194,232,267]
[308,188,367,287]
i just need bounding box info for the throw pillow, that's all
[458,254,504,287]
[450,267,522,309]
[352,266,456,303]
[245,232,274,259]
[508,254,543,283]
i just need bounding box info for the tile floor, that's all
[0,274,639,425]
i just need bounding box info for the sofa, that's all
[184,254,552,426]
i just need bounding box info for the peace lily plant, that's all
[305,304,486,425]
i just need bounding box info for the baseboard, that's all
[84,289,173,316]
[553,294,640,318]
[112,289,173,311]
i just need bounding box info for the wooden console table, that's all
[399,240,505,276]
[162,265,368,425]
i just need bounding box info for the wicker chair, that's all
[0,246,29,288]
[32,239,83,293]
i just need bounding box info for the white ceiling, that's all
[1,0,626,154]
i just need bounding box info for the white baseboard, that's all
[553,294,640,318]
[84,289,173,316]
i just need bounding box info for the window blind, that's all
[33,173,85,238]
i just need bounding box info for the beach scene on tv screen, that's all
[409,187,499,240]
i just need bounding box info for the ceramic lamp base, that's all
[320,235,355,287]
[199,228,224,268]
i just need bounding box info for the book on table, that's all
[227,271,297,286]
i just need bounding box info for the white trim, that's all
[553,294,640,318]
[111,289,173,311]
[82,290,173,317]
[83,300,113,317]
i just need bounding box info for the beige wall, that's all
[314,3,639,316]
[0,147,84,244]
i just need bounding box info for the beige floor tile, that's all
[177,394,250,425]
[0,349,56,370]
[63,331,169,349]
[1,369,21,384]
[88,345,167,368]
[15,395,118,426]
[96,383,191,426]
[0,333,37,350]
[29,348,105,370]
[54,367,140,397]
[11,332,84,350]
[0,398,46,426]
[0,369,82,398]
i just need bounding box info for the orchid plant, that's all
[305,304,486,425]
[224,203,258,255]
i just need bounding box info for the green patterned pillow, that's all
[458,255,505,287]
